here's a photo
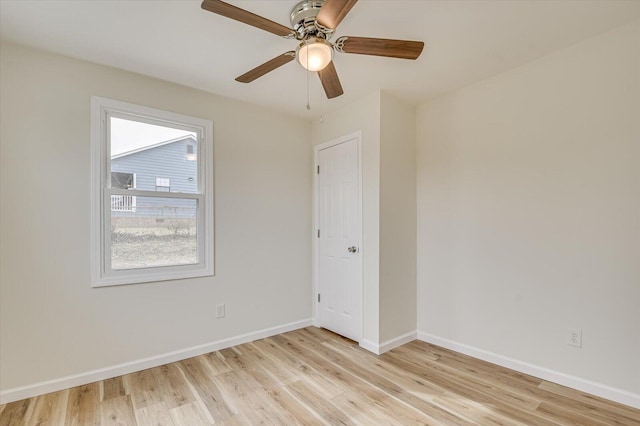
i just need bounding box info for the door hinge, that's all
[317,229,320,238]
[317,165,320,174]
[317,293,320,302]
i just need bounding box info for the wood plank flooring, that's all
[1,327,638,425]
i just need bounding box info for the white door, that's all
[316,135,361,342]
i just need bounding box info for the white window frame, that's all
[91,97,214,287]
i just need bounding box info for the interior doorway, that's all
[313,132,362,342]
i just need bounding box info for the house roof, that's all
[111,134,196,160]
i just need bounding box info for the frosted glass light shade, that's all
[297,39,333,71]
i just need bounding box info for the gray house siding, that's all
[111,136,198,219]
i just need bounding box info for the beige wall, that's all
[379,92,417,343]
[417,20,640,394]
[0,43,312,392]
[311,92,381,345]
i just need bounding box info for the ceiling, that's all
[1,1,639,119]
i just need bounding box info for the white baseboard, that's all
[359,331,417,355]
[417,331,640,410]
[0,319,312,404]
[359,339,380,354]
[379,331,417,354]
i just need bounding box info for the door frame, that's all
[312,131,363,342]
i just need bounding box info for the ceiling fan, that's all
[201,0,424,99]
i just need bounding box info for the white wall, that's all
[0,43,312,395]
[379,92,417,343]
[417,20,640,398]
[311,92,381,345]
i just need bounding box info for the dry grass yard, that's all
[1,327,638,425]
[110,227,197,270]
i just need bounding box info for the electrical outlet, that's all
[568,328,582,348]
[216,303,225,319]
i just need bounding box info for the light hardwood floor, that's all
[1,327,638,425]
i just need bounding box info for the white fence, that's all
[111,195,136,212]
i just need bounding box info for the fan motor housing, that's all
[290,0,327,39]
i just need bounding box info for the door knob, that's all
[348,246,357,253]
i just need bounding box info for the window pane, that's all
[111,197,197,270]
[110,117,198,193]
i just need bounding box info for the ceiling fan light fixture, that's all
[297,38,333,71]
[202,0,424,100]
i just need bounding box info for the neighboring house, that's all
[110,135,197,219]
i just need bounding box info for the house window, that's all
[155,177,170,192]
[111,172,136,211]
[91,97,214,287]
[186,144,196,161]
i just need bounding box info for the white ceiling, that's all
[2,0,639,118]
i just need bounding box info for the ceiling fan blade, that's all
[235,52,296,83]
[318,62,344,99]
[201,0,294,37]
[316,0,358,30]
[339,36,424,60]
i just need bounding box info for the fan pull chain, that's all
[320,81,325,123]
[306,70,310,111]
[306,40,311,111]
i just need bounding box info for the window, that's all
[91,97,214,287]
[186,144,196,161]
[155,177,170,192]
